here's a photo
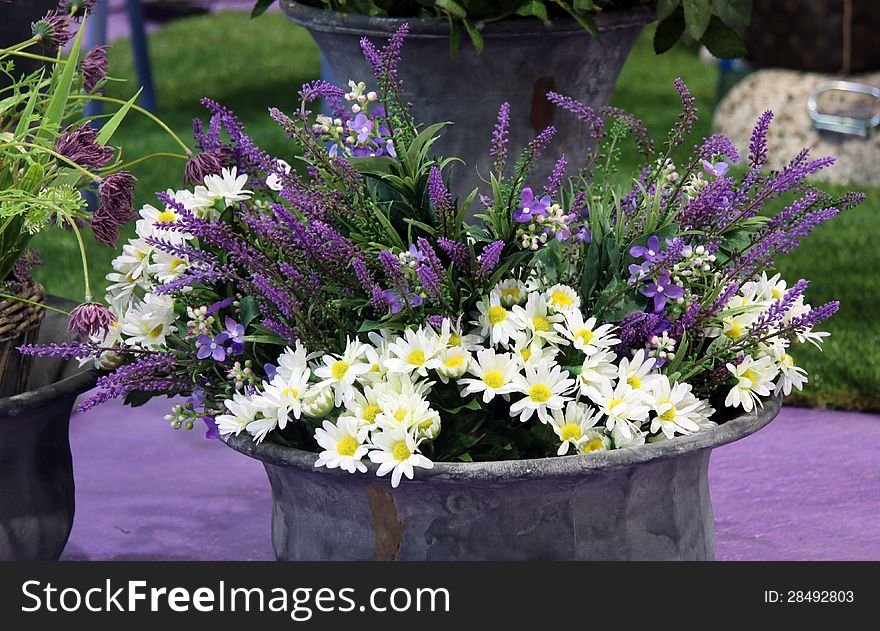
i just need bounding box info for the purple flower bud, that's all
[183,151,223,186]
[55,124,114,170]
[67,302,114,340]
[82,45,109,93]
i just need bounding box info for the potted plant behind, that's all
[252,0,751,193]
[0,2,194,560]
[36,28,859,561]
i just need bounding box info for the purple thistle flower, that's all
[544,154,566,199]
[641,270,685,312]
[93,172,136,246]
[31,11,71,48]
[546,92,605,138]
[490,102,511,173]
[67,302,114,340]
[183,151,223,186]
[748,110,774,171]
[59,0,97,18]
[81,45,108,92]
[55,124,114,170]
[477,240,505,280]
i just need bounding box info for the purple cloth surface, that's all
[61,398,880,561]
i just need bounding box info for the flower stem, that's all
[0,293,70,315]
[109,152,189,172]
[68,219,93,302]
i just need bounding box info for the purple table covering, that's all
[61,398,880,561]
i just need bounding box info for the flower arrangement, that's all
[24,26,860,487]
[0,1,191,334]
[253,0,751,56]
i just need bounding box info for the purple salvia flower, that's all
[490,102,511,173]
[55,124,114,170]
[18,340,103,360]
[378,250,405,285]
[81,45,109,93]
[416,265,443,302]
[670,78,698,147]
[748,110,774,171]
[544,154,566,199]
[614,311,670,356]
[67,302,114,340]
[427,167,455,237]
[518,126,557,175]
[477,240,505,280]
[546,92,605,138]
[437,238,471,271]
[697,133,740,164]
[416,238,444,277]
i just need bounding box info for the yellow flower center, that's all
[529,383,552,403]
[608,398,624,410]
[418,418,434,431]
[575,329,594,346]
[370,363,380,372]
[156,210,178,223]
[394,410,408,422]
[520,348,532,362]
[362,404,381,423]
[331,360,350,380]
[444,356,464,369]
[781,353,793,367]
[583,438,604,453]
[171,259,187,272]
[488,306,508,325]
[336,435,358,457]
[282,387,299,399]
[392,440,412,462]
[483,370,505,389]
[742,369,758,385]
[532,316,551,332]
[659,404,676,422]
[560,423,581,442]
[627,375,641,389]
[449,333,461,346]
[771,288,782,299]
[551,291,574,309]
[148,324,164,339]
[407,349,425,366]
[726,322,743,339]
[501,287,521,302]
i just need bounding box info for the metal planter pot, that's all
[0,298,100,561]
[280,1,652,194]
[226,395,781,561]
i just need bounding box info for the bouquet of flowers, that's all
[25,27,860,487]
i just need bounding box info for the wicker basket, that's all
[0,279,47,398]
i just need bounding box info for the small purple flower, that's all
[628,261,651,283]
[701,159,729,178]
[224,317,245,355]
[67,302,114,340]
[196,332,230,361]
[348,112,374,144]
[513,187,551,223]
[577,226,591,243]
[206,297,234,315]
[407,243,426,265]
[381,289,423,315]
[264,363,278,382]
[629,235,661,262]
[641,271,685,312]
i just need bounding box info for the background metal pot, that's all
[226,395,781,561]
[0,297,100,561]
[280,0,652,195]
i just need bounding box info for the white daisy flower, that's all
[314,337,371,405]
[147,249,189,284]
[437,316,483,351]
[253,369,311,430]
[369,428,434,488]
[511,293,565,345]
[266,159,292,192]
[509,363,575,423]
[374,392,437,435]
[510,330,558,368]
[577,430,611,455]
[459,348,519,403]
[338,387,384,433]
[492,278,528,307]
[314,418,370,473]
[744,271,788,303]
[436,347,471,383]
[275,341,319,382]
[556,312,621,355]
[194,166,251,207]
[215,391,259,437]
[543,283,581,313]
[648,376,704,439]
[764,341,808,396]
[725,355,779,412]
[584,380,650,442]
[617,349,662,396]
[302,386,336,419]
[472,295,518,347]
[576,349,619,394]
[384,327,445,377]
[120,293,176,348]
[549,401,601,455]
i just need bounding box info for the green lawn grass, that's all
[30,12,879,410]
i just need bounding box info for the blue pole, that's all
[127,0,157,112]
[83,0,109,123]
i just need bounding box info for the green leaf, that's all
[683,0,712,40]
[701,16,748,58]
[95,89,140,146]
[435,0,467,19]
[516,1,549,21]
[657,0,682,21]
[250,0,275,18]
[243,334,287,345]
[573,0,596,11]
[14,74,42,140]
[712,0,752,31]
[462,19,485,54]
[653,7,686,54]
[239,295,260,328]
